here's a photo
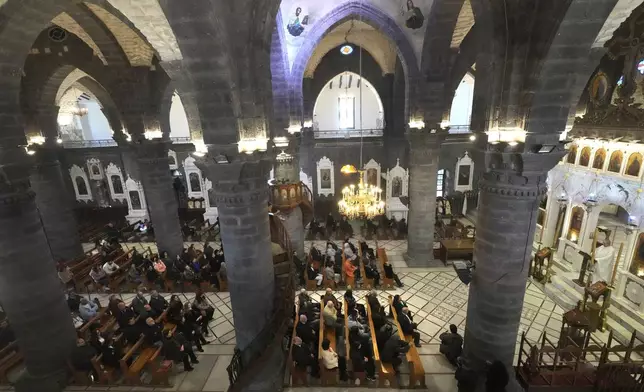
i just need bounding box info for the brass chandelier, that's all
[338,170,384,219]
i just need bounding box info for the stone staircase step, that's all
[606,304,644,342]
[550,276,583,306]
[541,279,577,311]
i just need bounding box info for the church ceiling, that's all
[52,12,108,65]
[280,0,434,71]
[86,3,154,67]
[450,0,473,48]
[304,20,397,77]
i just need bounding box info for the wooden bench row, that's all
[388,296,425,388]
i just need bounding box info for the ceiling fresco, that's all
[279,0,434,71]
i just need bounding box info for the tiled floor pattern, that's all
[57,239,569,391]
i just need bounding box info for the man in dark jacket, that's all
[122,317,144,346]
[292,336,318,377]
[383,259,404,287]
[162,329,195,372]
[142,317,163,347]
[350,340,375,381]
[131,292,149,315]
[399,307,421,347]
[380,334,409,373]
[116,302,137,329]
[296,314,317,346]
[149,291,169,317]
[439,324,463,366]
[71,338,98,376]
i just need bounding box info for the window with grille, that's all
[437,169,445,197]
[338,96,355,129]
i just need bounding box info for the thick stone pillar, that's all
[462,146,564,389]
[207,159,275,349]
[404,129,445,266]
[132,140,183,257]
[30,146,83,262]
[0,151,77,392]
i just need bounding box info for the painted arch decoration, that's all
[279,0,429,70]
[549,164,644,218]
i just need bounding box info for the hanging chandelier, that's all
[338,171,384,219]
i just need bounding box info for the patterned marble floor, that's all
[56,239,565,391]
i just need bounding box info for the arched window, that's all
[189,173,202,192]
[75,176,88,195]
[579,147,591,167]
[626,152,643,177]
[608,150,623,173]
[566,206,585,244]
[567,145,578,164]
[592,148,606,170]
[111,175,124,195]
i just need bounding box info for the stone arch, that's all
[289,1,420,124]
[418,0,467,122]
[524,0,621,141]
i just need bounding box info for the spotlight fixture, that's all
[538,144,557,153]
[469,135,476,141]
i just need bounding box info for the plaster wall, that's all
[313,72,383,130]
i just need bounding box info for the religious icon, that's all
[458,165,471,186]
[91,164,101,176]
[129,191,142,210]
[592,149,606,170]
[608,151,623,173]
[367,168,377,187]
[111,175,124,195]
[189,173,202,192]
[280,189,288,202]
[579,147,591,167]
[287,7,309,37]
[289,187,296,200]
[567,145,577,164]
[391,177,402,197]
[404,0,424,29]
[320,169,331,189]
[76,176,88,195]
[627,153,642,177]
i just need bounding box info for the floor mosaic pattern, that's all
[50,239,571,391]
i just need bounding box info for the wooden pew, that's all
[388,296,425,388]
[305,255,317,291]
[342,250,355,288]
[366,301,396,387]
[289,304,307,386]
[377,248,394,289]
[318,300,337,386]
[344,299,365,384]
[0,342,22,382]
[358,246,374,289]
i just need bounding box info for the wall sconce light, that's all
[144,130,163,140]
[56,137,63,144]
[303,120,313,128]
[28,135,46,145]
[486,127,526,144]
[238,137,268,154]
[440,120,450,129]
[408,120,425,129]
[469,135,476,141]
[192,139,208,157]
[286,125,302,134]
[273,136,289,148]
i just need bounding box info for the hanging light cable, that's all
[338,0,384,220]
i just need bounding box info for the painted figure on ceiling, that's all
[405,0,424,29]
[287,7,309,37]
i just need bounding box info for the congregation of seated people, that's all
[305,238,403,289]
[68,288,218,384]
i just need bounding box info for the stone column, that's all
[462,146,563,387]
[206,159,275,350]
[0,151,77,392]
[404,129,445,266]
[30,145,83,262]
[132,140,183,257]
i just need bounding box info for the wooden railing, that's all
[226,214,295,391]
